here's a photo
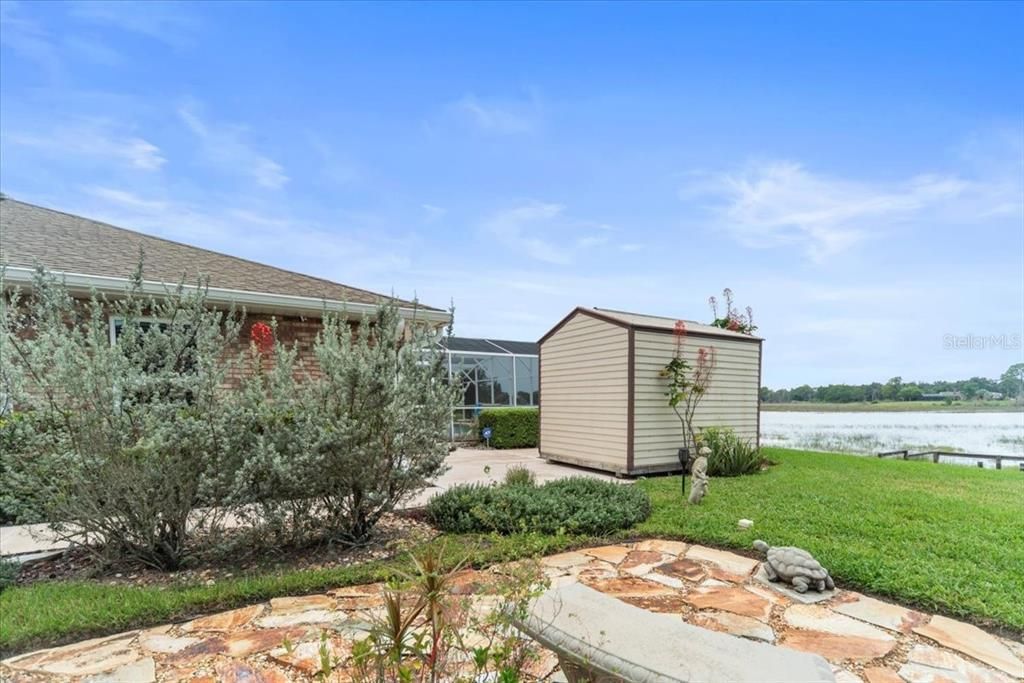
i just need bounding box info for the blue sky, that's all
[2,1,1022,387]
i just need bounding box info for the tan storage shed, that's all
[538,307,762,476]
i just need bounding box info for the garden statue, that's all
[753,540,835,593]
[688,446,710,504]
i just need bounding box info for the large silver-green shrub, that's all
[1,266,242,570]
[261,304,457,545]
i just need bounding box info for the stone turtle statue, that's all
[753,539,834,593]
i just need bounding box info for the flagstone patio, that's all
[3,542,1021,682]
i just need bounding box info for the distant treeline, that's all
[761,364,1024,404]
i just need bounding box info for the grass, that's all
[0,532,602,657]
[3,446,1023,654]
[762,400,1022,412]
[636,447,1024,636]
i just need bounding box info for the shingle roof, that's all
[0,197,436,310]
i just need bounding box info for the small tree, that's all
[1,265,242,570]
[659,321,716,455]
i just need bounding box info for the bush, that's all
[504,465,536,487]
[699,426,764,476]
[2,265,457,568]
[478,407,538,448]
[2,267,243,570]
[0,557,19,592]
[244,305,458,544]
[427,477,651,535]
[0,413,47,524]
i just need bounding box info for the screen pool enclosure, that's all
[442,336,539,439]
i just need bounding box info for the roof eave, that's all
[1,266,451,324]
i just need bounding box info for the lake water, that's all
[760,411,1024,466]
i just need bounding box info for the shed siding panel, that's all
[632,330,760,469]
[540,313,628,469]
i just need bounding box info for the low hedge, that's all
[427,477,651,535]
[477,407,538,448]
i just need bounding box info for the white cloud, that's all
[421,204,447,221]
[6,122,165,170]
[450,93,540,134]
[178,103,288,189]
[73,186,413,285]
[483,202,569,264]
[482,202,626,265]
[682,160,1012,262]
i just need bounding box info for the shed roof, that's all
[0,197,438,311]
[539,306,761,344]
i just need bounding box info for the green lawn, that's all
[636,447,1024,636]
[3,446,1022,655]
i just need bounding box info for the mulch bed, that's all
[15,511,438,589]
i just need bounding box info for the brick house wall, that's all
[224,315,327,387]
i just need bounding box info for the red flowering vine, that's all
[250,321,274,355]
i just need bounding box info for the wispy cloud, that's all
[73,186,414,284]
[421,204,447,222]
[682,161,982,261]
[0,1,61,75]
[483,202,569,264]
[70,1,199,49]
[450,93,541,134]
[6,121,165,170]
[178,103,288,189]
[684,151,1019,262]
[481,202,619,265]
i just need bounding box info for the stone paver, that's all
[632,539,688,556]
[684,585,773,621]
[653,558,707,583]
[685,544,759,576]
[779,630,897,664]
[137,632,199,654]
[83,657,155,683]
[5,633,140,676]
[899,644,1017,683]
[833,592,928,634]
[4,542,1022,683]
[618,549,666,576]
[691,610,776,642]
[783,604,897,643]
[181,605,264,632]
[913,615,1024,678]
[582,544,630,564]
[863,666,904,683]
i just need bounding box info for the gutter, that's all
[1,266,451,325]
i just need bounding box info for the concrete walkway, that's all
[0,448,614,557]
[4,542,1021,682]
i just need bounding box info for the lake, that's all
[760,411,1024,466]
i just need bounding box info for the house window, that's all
[108,316,172,344]
[108,316,197,403]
